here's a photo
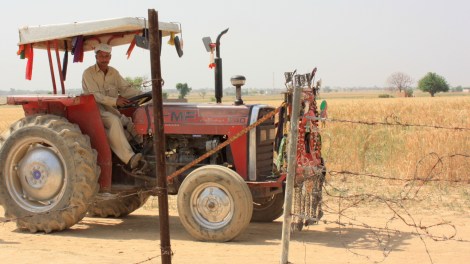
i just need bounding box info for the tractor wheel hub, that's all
[18,146,64,201]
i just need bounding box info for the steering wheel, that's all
[119,91,153,108]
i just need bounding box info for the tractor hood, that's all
[133,103,252,135]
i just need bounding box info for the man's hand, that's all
[116,96,131,107]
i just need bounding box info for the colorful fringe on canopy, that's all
[17,44,34,80]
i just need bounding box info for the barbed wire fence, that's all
[0,115,469,264]
[286,115,469,264]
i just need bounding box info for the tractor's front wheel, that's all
[177,165,253,242]
[0,115,99,232]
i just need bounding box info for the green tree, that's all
[176,83,192,99]
[125,76,147,91]
[417,72,449,97]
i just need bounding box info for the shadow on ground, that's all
[6,210,412,253]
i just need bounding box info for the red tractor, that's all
[0,17,324,241]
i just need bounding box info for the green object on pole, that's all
[320,100,327,111]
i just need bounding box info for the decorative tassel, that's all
[72,35,84,63]
[25,44,34,80]
[17,45,25,59]
[208,43,216,69]
[62,40,69,80]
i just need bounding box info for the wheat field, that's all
[0,106,25,132]
[322,97,469,182]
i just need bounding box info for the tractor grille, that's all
[255,107,276,181]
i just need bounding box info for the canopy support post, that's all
[46,41,57,95]
[54,40,66,94]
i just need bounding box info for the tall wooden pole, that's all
[148,9,172,264]
[280,86,301,264]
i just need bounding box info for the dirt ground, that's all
[1,195,469,264]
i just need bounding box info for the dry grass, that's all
[321,97,470,216]
[0,106,24,133]
[322,97,470,182]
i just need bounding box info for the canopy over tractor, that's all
[18,17,180,50]
[16,17,182,92]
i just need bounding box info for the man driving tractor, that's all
[82,43,143,170]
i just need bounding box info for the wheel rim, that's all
[190,182,234,230]
[4,136,67,213]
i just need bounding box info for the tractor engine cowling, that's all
[132,103,276,183]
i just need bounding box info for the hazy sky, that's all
[1,0,469,92]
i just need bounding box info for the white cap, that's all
[94,43,112,54]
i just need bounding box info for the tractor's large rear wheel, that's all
[177,165,253,242]
[251,192,284,222]
[0,115,99,232]
[88,192,150,217]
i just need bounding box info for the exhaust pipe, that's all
[214,28,229,103]
[203,29,229,104]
